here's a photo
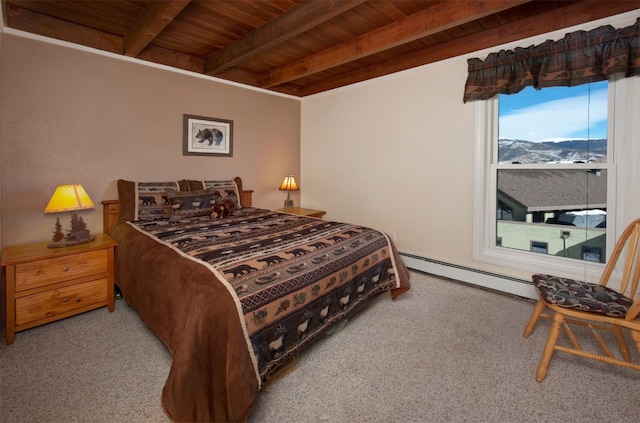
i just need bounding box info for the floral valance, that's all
[463,17,640,103]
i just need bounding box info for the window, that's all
[531,241,548,254]
[473,75,637,283]
[582,246,603,263]
[496,81,608,263]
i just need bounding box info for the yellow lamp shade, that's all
[44,184,95,213]
[279,175,299,191]
[279,175,299,209]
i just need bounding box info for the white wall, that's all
[301,12,640,285]
[302,60,486,269]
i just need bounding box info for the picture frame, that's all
[183,114,233,157]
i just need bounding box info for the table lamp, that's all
[44,184,96,248]
[279,174,299,209]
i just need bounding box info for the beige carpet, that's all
[1,271,638,422]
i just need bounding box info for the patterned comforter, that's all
[110,207,410,422]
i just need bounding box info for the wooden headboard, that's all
[101,176,254,234]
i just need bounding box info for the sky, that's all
[498,80,608,142]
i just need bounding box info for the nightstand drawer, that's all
[15,278,108,326]
[2,233,117,344]
[15,250,108,292]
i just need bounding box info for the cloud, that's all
[499,88,607,142]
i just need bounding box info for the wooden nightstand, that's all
[277,207,326,218]
[1,233,117,345]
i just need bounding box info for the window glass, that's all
[496,81,608,262]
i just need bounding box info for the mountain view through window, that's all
[496,81,608,262]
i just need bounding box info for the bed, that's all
[104,176,410,422]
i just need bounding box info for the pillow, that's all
[167,188,218,220]
[189,180,241,209]
[117,179,189,223]
[210,198,237,219]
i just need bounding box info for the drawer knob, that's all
[63,266,69,272]
[63,297,69,303]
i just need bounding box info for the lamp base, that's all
[48,231,95,248]
[283,199,294,209]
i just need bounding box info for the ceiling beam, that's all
[4,3,201,75]
[136,43,203,74]
[4,5,122,53]
[2,1,8,28]
[299,0,639,96]
[123,0,191,57]
[258,0,531,88]
[203,0,366,76]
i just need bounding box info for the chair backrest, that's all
[599,218,640,320]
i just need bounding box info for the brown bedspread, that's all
[109,208,409,422]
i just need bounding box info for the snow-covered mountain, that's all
[498,138,607,164]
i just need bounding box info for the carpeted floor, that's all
[1,271,638,422]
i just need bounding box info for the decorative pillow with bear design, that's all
[117,179,189,223]
[167,188,218,220]
[189,180,241,209]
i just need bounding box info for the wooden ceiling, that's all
[3,1,638,97]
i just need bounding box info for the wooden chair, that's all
[523,218,640,382]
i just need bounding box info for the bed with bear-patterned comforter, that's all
[108,180,409,423]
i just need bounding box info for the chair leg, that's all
[536,312,563,382]
[612,325,631,362]
[523,299,546,338]
[631,329,640,356]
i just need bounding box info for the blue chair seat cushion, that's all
[532,274,633,317]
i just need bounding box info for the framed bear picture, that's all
[183,114,233,157]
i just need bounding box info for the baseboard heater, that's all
[399,253,538,300]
